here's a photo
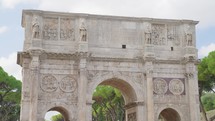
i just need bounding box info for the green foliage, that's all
[51,113,64,121]
[198,51,215,92]
[201,93,215,111]
[92,85,125,121]
[0,66,22,121]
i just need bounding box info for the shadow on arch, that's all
[158,108,181,121]
[92,77,138,105]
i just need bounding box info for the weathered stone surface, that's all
[18,10,200,121]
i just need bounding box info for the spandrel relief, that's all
[43,18,58,40]
[60,18,75,41]
[152,24,166,45]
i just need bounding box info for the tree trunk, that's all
[199,82,209,121]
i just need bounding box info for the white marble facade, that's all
[17,10,200,121]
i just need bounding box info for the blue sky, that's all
[0,0,215,81]
[0,0,215,120]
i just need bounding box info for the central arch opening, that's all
[92,78,137,121]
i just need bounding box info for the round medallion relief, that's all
[41,75,58,92]
[169,79,184,95]
[153,78,168,95]
[60,76,77,92]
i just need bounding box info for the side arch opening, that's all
[44,107,69,121]
[158,108,181,121]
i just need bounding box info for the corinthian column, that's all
[145,61,154,121]
[29,49,42,121]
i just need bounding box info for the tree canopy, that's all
[92,85,125,121]
[0,66,22,121]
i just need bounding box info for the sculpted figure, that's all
[145,23,152,44]
[186,34,192,46]
[80,22,87,41]
[32,17,40,38]
[185,25,193,46]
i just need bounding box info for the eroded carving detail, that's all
[60,76,77,92]
[41,75,58,92]
[128,112,137,121]
[32,16,40,39]
[144,23,152,44]
[153,78,168,95]
[60,18,75,40]
[43,18,58,40]
[80,22,87,41]
[152,24,166,45]
[169,79,184,95]
[184,25,194,46]
[167,25,180,46]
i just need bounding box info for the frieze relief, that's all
[43,17,58,40]
[60,18,75,41]
[167,25,180,46]
[152,24,166,45]
[153,78,185,95]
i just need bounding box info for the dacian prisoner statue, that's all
[17,10,200,121]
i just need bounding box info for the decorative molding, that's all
[124,101,144,109]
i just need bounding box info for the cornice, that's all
[22,9,199,25]
[17,50,89,66]
[89,56,142,62]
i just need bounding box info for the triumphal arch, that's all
[17,10,200,121]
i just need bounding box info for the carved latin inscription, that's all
[41,75,58,92]
[60,76,77,92]
[169,79,184,95]
[153,78,168,95]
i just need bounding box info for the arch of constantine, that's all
[17,10,200,121]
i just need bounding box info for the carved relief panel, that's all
[39,74,78,103]
[153,78,185,95]
[152,24,166,45]
[60,18,75,41]
[128,112,137,121]
[43,17,58,40]
[167,25,180,46]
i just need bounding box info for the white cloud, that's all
[0,26,8,34]
[0,52,22,81]
[198,43,215,58]
[36,0,215,28]
[1,0,36,9]
[1,0,215,27]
